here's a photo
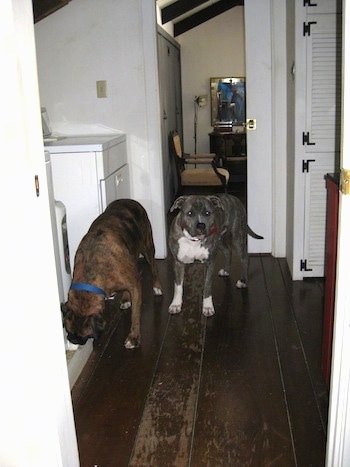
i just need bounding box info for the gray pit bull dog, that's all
[168,194,263,317]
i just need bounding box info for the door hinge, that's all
[341,168,350,195]
[303,21,317,36]
[303,0,317,7]
[35,175,40,197]
[300,259,313,272]
[302,159,316,173]
[302,132,315,146]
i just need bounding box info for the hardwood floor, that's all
[71,244,328,466]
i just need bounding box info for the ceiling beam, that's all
[173,0,244,37]
[161,0,208,24]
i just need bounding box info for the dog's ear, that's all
[61,302,70,319]
[170,196,187,212]
[91,313,106,340]
[62,305,75,334]
[208,195,224,210]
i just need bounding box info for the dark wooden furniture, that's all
[322,173,340,386]
[209,130,247,184]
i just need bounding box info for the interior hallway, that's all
[71,209,328,465]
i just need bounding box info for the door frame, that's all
[326,1,350,463]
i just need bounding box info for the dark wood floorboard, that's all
[278,259,328,430]
[261,256,326,466]
[71,194,327,466]
[190,256,295,466]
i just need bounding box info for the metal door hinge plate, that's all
[246,118,256,130]
[341,169,350,195]
[300,259,312,272]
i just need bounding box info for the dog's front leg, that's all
[168,260,185,314]
[218,233,232,277]
[203,261,215,317]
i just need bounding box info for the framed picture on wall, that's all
[210,77,246,127]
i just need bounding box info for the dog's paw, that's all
[203,307,215,317]
[236,279,247,289]
[168,303,182,314]
[202,296,215,317]
[153,287,163,296]
[124,335,140,349]
[218,268,229,277]
[120,300,131,310]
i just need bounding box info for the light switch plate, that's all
[96,80,107,98]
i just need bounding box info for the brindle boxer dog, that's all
[168,194,263,317]
[62,199,162,349]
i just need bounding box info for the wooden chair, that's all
[170,131,229,195]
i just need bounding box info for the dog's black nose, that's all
[196,222,206,232]
[66,333,91,346]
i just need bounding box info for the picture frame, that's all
[210,77,246,127]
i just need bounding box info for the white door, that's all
[245,0,273,254]
[326,2,350,463]
[293,5,342,279]
[0,1,79,464]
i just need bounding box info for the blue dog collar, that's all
[70,282,106,296]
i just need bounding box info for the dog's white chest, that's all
[177,236,209,264]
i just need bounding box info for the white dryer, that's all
[44,133,129,270]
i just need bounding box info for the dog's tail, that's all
[247,225,264,239]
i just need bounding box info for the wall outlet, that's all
[96,80,107,98]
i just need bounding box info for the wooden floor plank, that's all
[261,256,326,466]
[129,262,207,466]
[278,259,329,428]
[190,255,295,466]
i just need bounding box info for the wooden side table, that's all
[209,131,247,184]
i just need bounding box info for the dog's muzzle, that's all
[196,222,206,233]
[66,332,91,346]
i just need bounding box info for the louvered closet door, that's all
[305,14,341,153]
[300,12,341,277]
[303,155,336,276]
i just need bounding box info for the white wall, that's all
[271,0,287,257]
[286,0,296,271]
[177,7,245,154]
[35,0,167,258]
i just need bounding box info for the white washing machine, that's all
[44,133,129,271]
[45,150,93,385]
[54,201,71,301]
[45,151,72,304]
